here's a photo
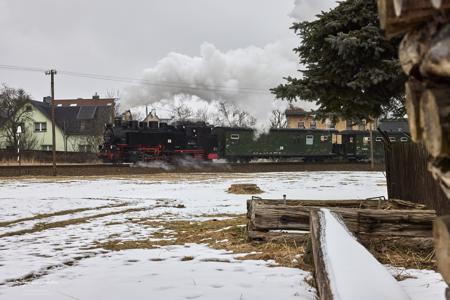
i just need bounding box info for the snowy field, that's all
[0,171,445,299]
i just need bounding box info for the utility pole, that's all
[369,119,374,170]
[45,69,57,176]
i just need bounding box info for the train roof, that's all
[213,126,337,133]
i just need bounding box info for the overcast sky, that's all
[0,0,336,120]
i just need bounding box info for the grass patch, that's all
[0,203,128,228]
[0,206,151,238]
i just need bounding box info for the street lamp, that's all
[16,125,22,166]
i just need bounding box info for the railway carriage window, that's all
[298,122,305,129]
[389,137,396,142]
[310,121,317,129]
[375,137,383,142]
[279,146,284,150]
[363,137,371,145]
[230,134,240,140]
[306,135,314,145]
[400,137,408,142]
[349,137,354,143]
[320,135,328,142]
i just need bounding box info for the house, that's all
[285,107,371,131]
[0,98,114,152]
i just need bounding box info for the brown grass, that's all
[0,206,151,238]
[0,203,128,228]
[95,215,309,270]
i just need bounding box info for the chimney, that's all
[93,93,100,100]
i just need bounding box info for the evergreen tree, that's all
[271,0,406,120]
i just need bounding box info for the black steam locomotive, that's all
[99,118,218,163]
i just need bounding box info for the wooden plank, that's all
[310,209,333,300]
[310,209,411,300]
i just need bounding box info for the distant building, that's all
[285,107,369,131]
[378,118,409,133]
[0,98,114,152]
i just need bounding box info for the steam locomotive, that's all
[98,118,410,163]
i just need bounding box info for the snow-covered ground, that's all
[0,171,445,299]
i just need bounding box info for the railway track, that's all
[0,162,384,177]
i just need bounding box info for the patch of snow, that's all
[0,244,316,300]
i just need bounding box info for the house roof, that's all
[30,100,113,135]
[378,118,410,133]
[54,98,115,107]
[284,107,310,117]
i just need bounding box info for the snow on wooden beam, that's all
[310,209,410,300]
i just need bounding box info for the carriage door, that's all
[344,134,356,156]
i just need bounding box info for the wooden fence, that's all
[0,149,98,164]
[384,142,450,215]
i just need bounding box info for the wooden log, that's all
[405,79,425,141]
[377,0,450,38]
[247,229,309,244]
[429,159,450,198]
[420,88,450,157]
[309,210,333,300]
[434,215,450,286]
[399,27,432,76]
[421,23,450,78]
[249,200,436,235]
[359,234,434,250]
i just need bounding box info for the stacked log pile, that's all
[377,2,450,297]
[247,198,435,249]
[378,0,450,198]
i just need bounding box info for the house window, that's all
[389,137,396,142]
[363,137,371,145]
[70,103,77,107]
[80,120,88,131]
[230,134,240,140]
[345,120,353,130]
[375,137,383,142]
[320,135,329,142]
[298,122,305,129]
[34,122,47,132]
[400,137,408,142]
[41,145,52,151]
[306,135,314,145]
[78,144,92,152]
[25,105,32,111]
[310,120,317,129]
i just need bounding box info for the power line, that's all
[0,64,273,95]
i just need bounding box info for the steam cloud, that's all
[121,1,338,129]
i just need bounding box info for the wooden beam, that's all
[310,210,333,300]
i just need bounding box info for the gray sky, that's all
[0,0,336,113]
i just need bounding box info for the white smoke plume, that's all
[122,40,310,130]
[121,1,339,129]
